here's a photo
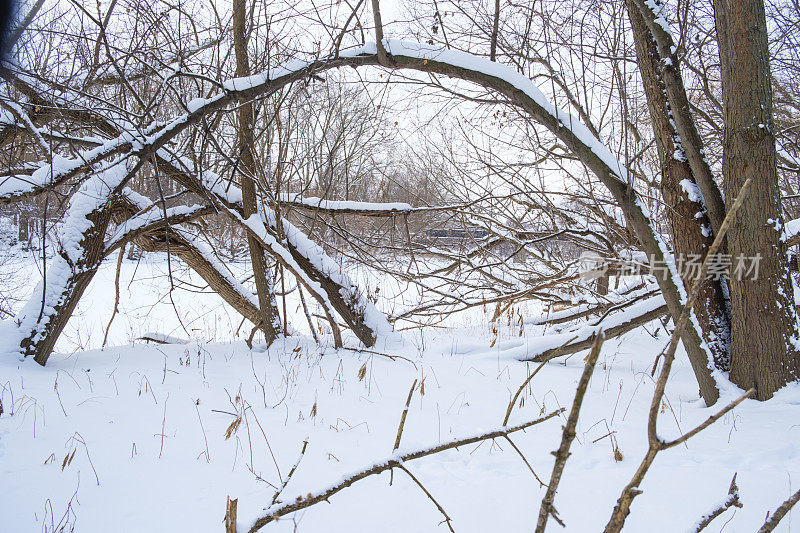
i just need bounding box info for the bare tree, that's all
[233,0,283,343]
[714,0,800,399]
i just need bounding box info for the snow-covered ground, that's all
[1,252,799,532]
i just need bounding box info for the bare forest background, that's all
[3,0,800,531]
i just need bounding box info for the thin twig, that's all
[662,390,753,450]
[398,465,455,532]
[337,346,418,368]
[271,438,309,506]
[504,435,546,487]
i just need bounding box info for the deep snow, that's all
[1,253,799,532]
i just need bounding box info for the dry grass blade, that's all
[393,379,418,451]
[224,416,242,440]
[504,336,578,426]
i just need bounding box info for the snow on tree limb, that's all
[158,151,393,347]
[0,40,720,398]
[0,124,159,205]
[2,158,130,363]
[104,189,213,254]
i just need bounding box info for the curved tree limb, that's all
[2,41,725,397]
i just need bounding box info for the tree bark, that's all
[630,0,727,237]
[233,0,282,343]
[627,1,732,370]
[714,0,800,399]
[18,185,117,365]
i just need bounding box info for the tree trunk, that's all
[627,1,732,370]
[18,210,29,244]
[630,0,727,238]
[18,190,115,365]
[233,0,282,343]
[714,0,800,399]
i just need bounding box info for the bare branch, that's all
[247,410,564,532]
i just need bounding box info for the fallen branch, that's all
[138,333,189,345]
[525,286,657,327]
[523,297,667,362]
[247,410,564,532]
[757,487,800,533]
[691,474,741,532]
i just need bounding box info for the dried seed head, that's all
[224,417,242,440]
[613,446,623,462]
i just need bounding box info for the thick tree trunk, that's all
[714,0,800,399]
[627,2,732,370]
[233,0,282,343]
[630,0,727,237]
[21,239,108,365]
[17,169,124,364]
